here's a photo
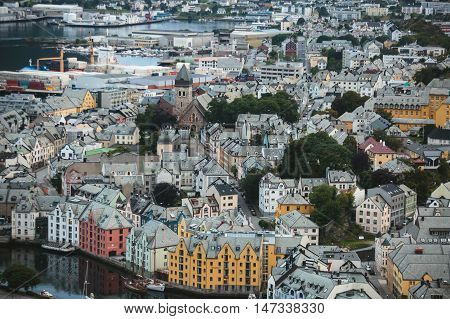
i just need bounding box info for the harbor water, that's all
[0,245,190,299]
[0,19,236,71]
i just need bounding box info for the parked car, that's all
[365,265,375,275]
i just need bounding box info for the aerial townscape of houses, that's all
[0,0,450,300]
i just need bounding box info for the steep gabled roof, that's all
[175,64,192,86]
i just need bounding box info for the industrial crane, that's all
[36,49,64,72]
[88,34,95,65]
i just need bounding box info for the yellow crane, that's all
[36,49,64,72]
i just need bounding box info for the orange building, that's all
[358,137,397,170]
[373,79,450,131]
[274,193,314,218]
[168,233,301,294]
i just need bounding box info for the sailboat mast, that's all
[83,260,89,298]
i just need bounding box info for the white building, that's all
[32,4,83,17]
[276,210,319,245]
[259,173,298,215]
[47,199,88,246]
[342,49,370,70]
[374,233,412,278]
[259,62,304,80]
[196,57,243,77]
[11,200,38,241]
[356,195,391,235]
[194,159,230,197]
[326,169,357,192]
[268,268,381,299]
[126,220,179,273]
[383,54,423,67]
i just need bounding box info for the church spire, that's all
[175,64,192,87]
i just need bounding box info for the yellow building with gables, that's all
[47,88,97,116]
[373,79,450,131]
[168,232,303,294]
[275,193,314,219]
[387,244,450,298]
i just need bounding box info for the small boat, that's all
[146,279,165,292]
[85,293,95,299]
[40,290,53,298]
[122,277,147,294]
[41,242,77,253]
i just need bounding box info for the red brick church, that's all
[158,65,206,131]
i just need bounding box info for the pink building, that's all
[79,201,133,257]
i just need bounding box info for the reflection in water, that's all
[0,246,188,299]
[0,20,236,71]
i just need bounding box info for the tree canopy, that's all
[331,91,369,116]
[309,184,354,227]
[317,35,359,46]
[399,167,449,205]
[398,17,450,51]
[1,264,40,291]
[136,105,176,155]
[240,168,269,203]
[153,183,179,207]
[278,132,353,178]
[321,48,342,72]
[205,92,299,124]
[413,67,450,85]
[317,7,329,17]
[373,130,403,152]
[271,34,291,46]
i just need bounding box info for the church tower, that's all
[174,64,193,117]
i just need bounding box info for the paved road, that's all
[236,190,263,230]
[244,49,256,70]
[362,261,392,299]
[35,165,50,185]
[189,135,206,157]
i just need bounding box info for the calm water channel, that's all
[0,245,191,299]
[0,19,236,70]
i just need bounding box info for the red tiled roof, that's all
[358,137,395,154]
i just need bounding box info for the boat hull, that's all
[146,284,165,292]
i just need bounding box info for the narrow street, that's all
[362,261,392,299]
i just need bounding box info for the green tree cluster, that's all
[317,7,329,17]
[258,220,274,230]
[375,108,393,121]
[397,17,450,50]
[271,34,291,46]
[309,184,354,227]
[50,173,62,194]
[373,130,403,152]
[205,92,299,124]
[278,132,353,178]
[1,264,40,291]
[331,91,369,116]
[413,67,450,85]
[399,164,450,205]
[135,105,176,155]
[321,48,343,72]
[359,169,398,190]
[317,35,359,46]
[239,168,269,203]
[153,183,179,207]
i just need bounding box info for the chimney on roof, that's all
[415,247,424,255]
